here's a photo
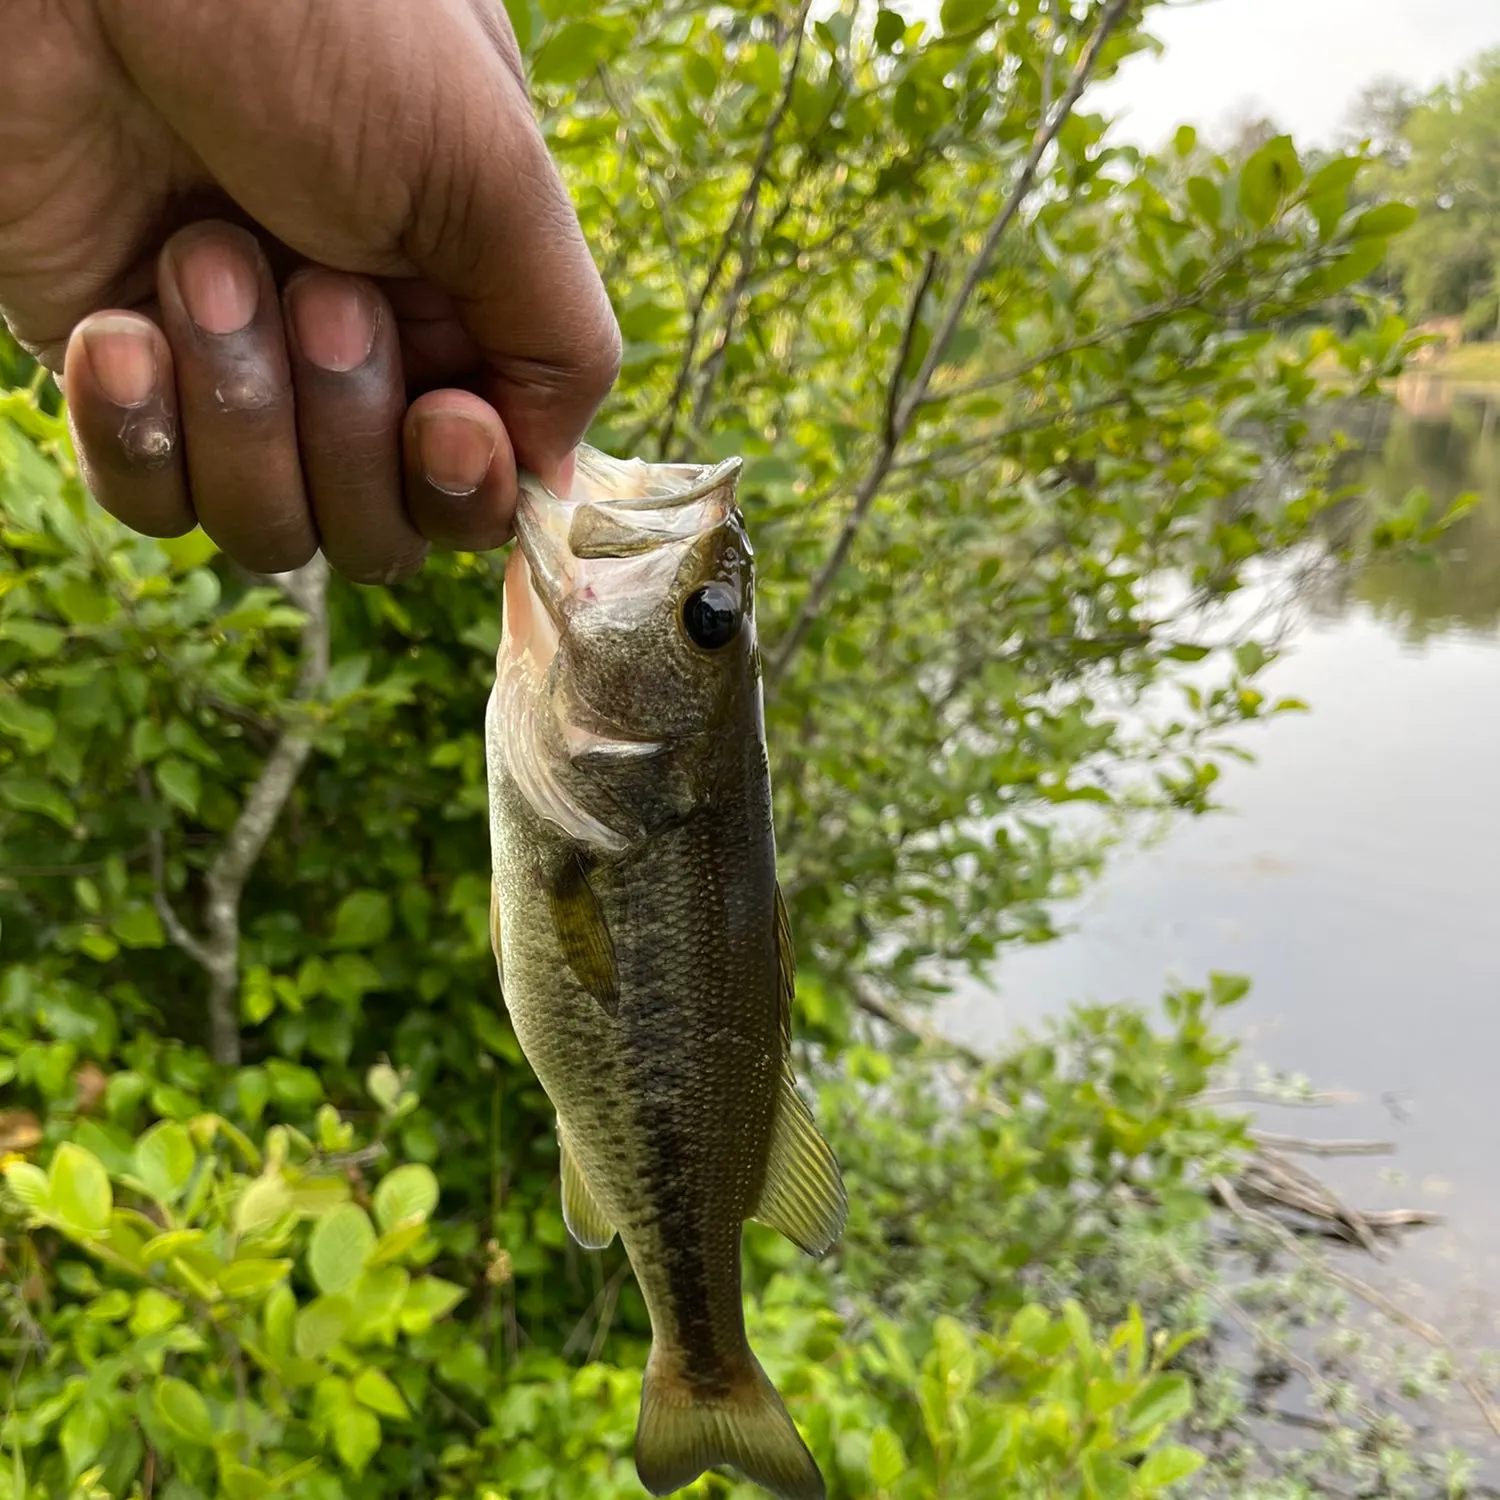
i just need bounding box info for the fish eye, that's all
[682,583,741,651]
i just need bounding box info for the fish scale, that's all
[485,447,847,1500]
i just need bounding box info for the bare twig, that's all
[1214,1173,1500,1440]
[766,0,1132,687]
[1248,1132,1395,1158]
[149,557,331,1066]
[655,0,814,458]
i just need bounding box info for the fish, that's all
[484,445,847,1500]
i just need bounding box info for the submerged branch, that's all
[1214,1173,1500,1442]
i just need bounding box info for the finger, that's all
[62,311,193,538]
[283,269,426,584]
[402,390,518,552]
[96,0,619,492]
[157,220,317,574]
[399,52,621,490]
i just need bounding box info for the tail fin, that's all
[635,1348,824,1500]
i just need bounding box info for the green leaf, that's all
[373,1163,440,1234]
[1348,201,1417,238]
[134,1120,195,1204]
[353,1367,410,1419]
[333,1402,381,1475]
[873,8,904,49]
[0,777,73,826]
[1186,176,1221,228]
[219,1462,274,1500]
[1239,137,1300,229]
[870,1425,906,1489]
[939,0,993,32]
[220,1258,294,1297]
[0,619,65,656]
[237,1066,270,1125]
[61,1400,109,1481]
[1127,1372,1194,1434]
[129,1287,183,1337]
[0,695,55,753]
[531,19,615,86]
[308,1203,378,1294]
[3,1160,50,1214]
[1303,155,1361,238]
[295,1293,354,1359]
[398,1275,467,1333]
[111,902,165,948]
[155,756,201,815]
[236,1173,293,1235]
[1136,1443,1205,1492]
[48,1142,112,1237]
[1319,237,1389,292]
[330,890,393,949]
[156,1376,214,1446]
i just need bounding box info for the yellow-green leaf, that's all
[373,1163,439,1233]
[235,1173,293,1235]
[308,1203,377,1294]
[156,1376,214,1446]
[48,1143,112,1237]
[353,1367,409,1420]
[129,1288,183,1337]
[134,1120,195,1204]
[220,1258,293,1297]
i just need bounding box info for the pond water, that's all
[942,381,1500,1343]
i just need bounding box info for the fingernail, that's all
[419,414,496,495]
[80,315,157,407]
[174,235,258,334]
[288,272,377,372]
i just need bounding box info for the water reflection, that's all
[1320,387,1500,641]
[944,379,1500,1338]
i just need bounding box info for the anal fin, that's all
[751,1070,847,1258]
[560,1130,616,1250]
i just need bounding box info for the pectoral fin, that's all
[547,853,620,1016]
[752,1069,848,1258]
[560,1131,616,1250]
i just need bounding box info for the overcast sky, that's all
[1095,0,1499,149]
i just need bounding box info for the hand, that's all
[0,0,620,582]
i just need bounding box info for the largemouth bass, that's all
[484,447,847,1500]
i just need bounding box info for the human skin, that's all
[0,0,621,583]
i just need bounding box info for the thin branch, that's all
[890,388,1134,475]
[884,252,941,450]
[923,276,1231,407]
[766,0,1133,687]
[655,0,814,459]
[148,557,331,1066]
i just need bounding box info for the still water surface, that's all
[943,383,1500,1336]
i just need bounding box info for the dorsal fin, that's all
[756,886,847,1258]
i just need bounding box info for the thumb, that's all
[399,14,621,488]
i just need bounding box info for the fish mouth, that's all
[505,446,742,656]
[500,446,743,762]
